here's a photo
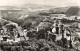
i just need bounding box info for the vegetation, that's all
[61,18,75,24]
[66,6,80,16]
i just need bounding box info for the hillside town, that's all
[0,5,80,51]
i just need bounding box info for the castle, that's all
[52,19,71,41]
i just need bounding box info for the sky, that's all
[0,0,80,7]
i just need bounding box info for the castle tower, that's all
[64,29,67,38]
[58,20,62,34]
[52,20,57,33]
[55,20,59,34]
[60,24,64,39]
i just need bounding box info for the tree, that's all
[22,22,32,29]
[66,6,80,16]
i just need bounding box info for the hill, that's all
[1,6,80,29]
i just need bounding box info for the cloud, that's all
[0,0,79,7]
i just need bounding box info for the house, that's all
[73,16,80,28]
[1,35,10,41]
[78,20,80,28]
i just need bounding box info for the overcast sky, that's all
[0,0,80,7]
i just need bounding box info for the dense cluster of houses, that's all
[0,15,80,51]
[0,19,73,46]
